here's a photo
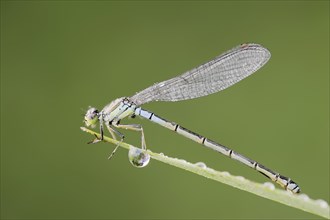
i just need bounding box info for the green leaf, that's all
[81,127,329,219]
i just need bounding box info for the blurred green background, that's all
[1,1,329,219]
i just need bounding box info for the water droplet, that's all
[263,182,275,191]
[128,147,150,168]
[195,162,207,168]
[222,171,230,176]
[316,199,329,209]
[298,194,310,201]
[236,176,245,181]
[179,159,187,163]
[159,152,164,156]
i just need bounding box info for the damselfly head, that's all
[84,107,99,128]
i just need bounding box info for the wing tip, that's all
[240,43,271,58]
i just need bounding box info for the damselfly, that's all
[84,43,300,193]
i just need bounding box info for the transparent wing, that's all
[130,43,271,106]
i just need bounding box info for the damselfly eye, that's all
[84,107,99,127]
